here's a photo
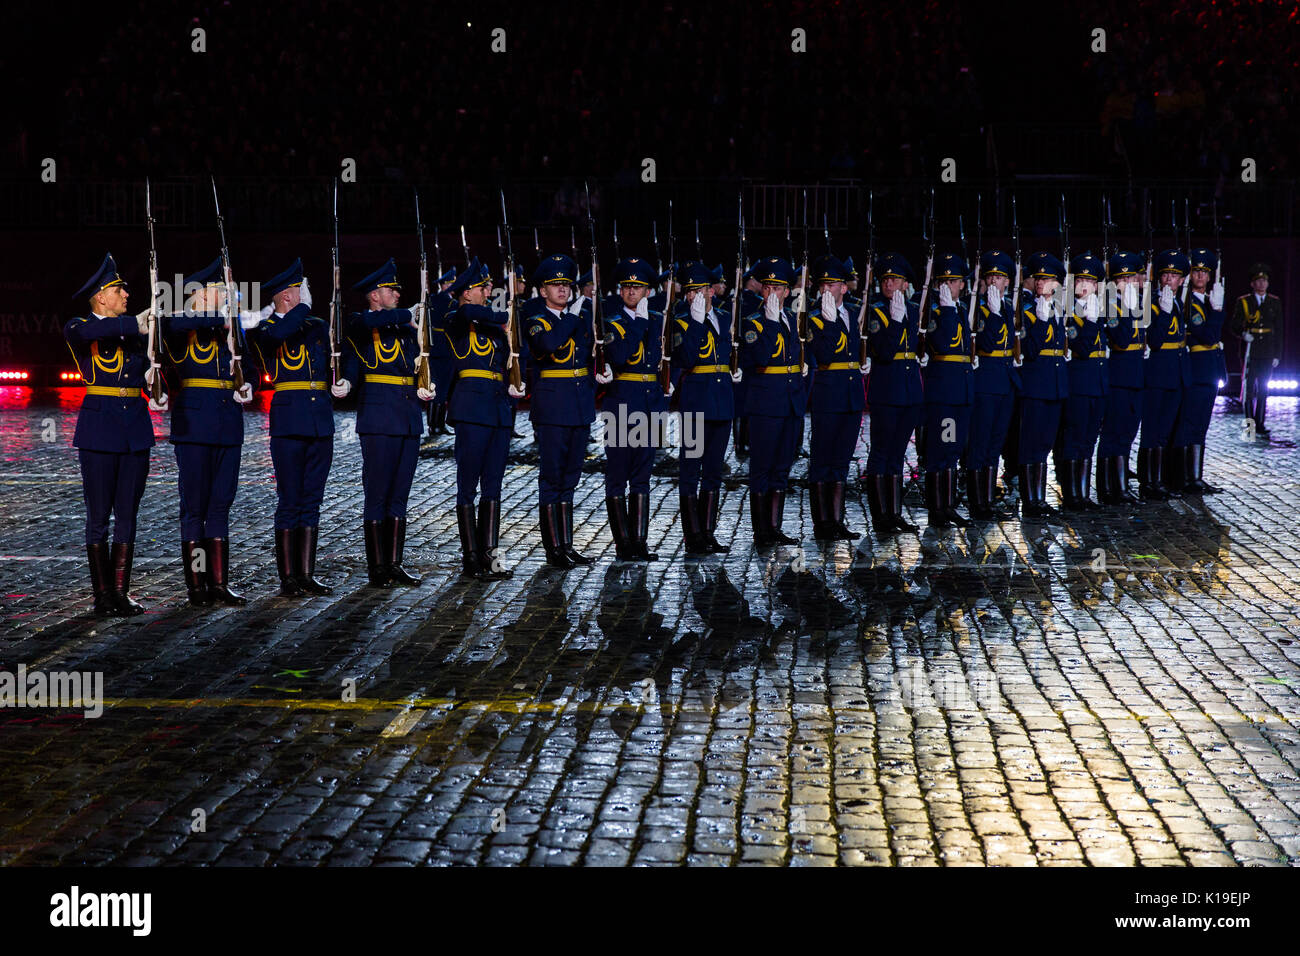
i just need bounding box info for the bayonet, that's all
[210,176,244,391]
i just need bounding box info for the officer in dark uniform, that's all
[739,256,805,545]
[1016,252,1069,518]
[863,253,923,535]
[1054,252,1107,510]
[806,254,865,539]
[710,265,729,313]
[337,258,429,587]
[601,257,665,561]
[1232,262,1284,437]
[672,262,737,555]
[732,266,763,460]
[920,253,975,528]
[426,267,457,437]
[524,254,597,568]
[1137,250,1190,499]
[965,250,1019,520]
[1095,250,1145,504]
[65,254,157,615]
[1174,249,1227,491]
[844,257,862,313]
[164,258,254,606]
[248,259,335,597]
[444,258,515,579]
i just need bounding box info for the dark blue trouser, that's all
[270,435,333,529]
[79,448,149,545]
[1097,385,1142,458]
[1017,398,1063,465]
[923,402,971,472]
[175,442,241,540]
[966,392,1014,469]
[748,413,799,493]
[455,423,510,506]
[604,409,655,497]
[866,403,920,475]
[1057,394,1105,461]
[1174,384,1216,447]
[360,434,418,520]
[809,411,862,483]
[680,420,730,496]
[535,423,587,504]
[1139,387,1182,450]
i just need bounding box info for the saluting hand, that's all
[690,293,708,323]
[938,284,954,309]
[1210,281,1225,311]
[820,289,837,320]
[1158,285,1174,313]
[1122,283,1140,312]
[1084,293,1100,321]
[987,286,1002,315]
[889,289,906,323]
[764,292,781,323]
[635,297,649,320]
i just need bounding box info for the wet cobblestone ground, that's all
[2,389,1299,867]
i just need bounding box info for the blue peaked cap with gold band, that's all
[1108,251,1143,278]
[874,252,914,285]
[263,258,304,298]
[1026,251,1065,281]
[184,257,225,289]
[534,254,577,287]
[75,253,127,301]
[1188,248,1217,272]
[751,256,795,286]
[448,257,491,297]
[613,257,656,287]
[1155,249,1190,276]
[933,253,968,282]
[679,262,713,290]
[352,258,401,295]
[980,250,1014,277]
[437,266,458,285]
[843,256,858,280]
[812,254,850,284]
[1070,252,1104,282]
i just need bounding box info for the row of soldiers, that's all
[65,234,1280,616]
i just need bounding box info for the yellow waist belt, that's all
[756,364,802,374]
[85,385,141,398]
[977,349,1013,358]
[458,369,504,382]
[182,378,234,389]
[687,365,729,374]
[539,368,588,379]
[930,354,971,364]
[1158,342,1185,350]
[1085,351,1106,359]
[273,381,328,392]
[1189,343,1222,353]
[1032,349,1066,357]
[1113,343,1144,351]
[889,352,917,361]
[1250,327,1273,333]
[364,374,414,386]
[819,362,859,371]
[614,372,657,382]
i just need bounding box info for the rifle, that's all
[1213,199,1222,287]
[1010,193,1023,362]
[1103,194,1117,319]
[144,178,164,403]
[1138,197,1154,329]
[823,212,831,255]
[1182,197,1193,306]
[533,227,542,296]
[613,219,621,261]
[460,225,471,268]
[694,219,703,264]
[584,181,605,369]
[433,227,443,286]
[210,177,244,391]
[658,201,676,394]
[652,221,662,276]
[795,189,811,358]
[857,189,875,365]
[730,192,745,375]
[329,179,343,389]
[500,189,524,393]
[967,196,983,357]
[1060,193,1073,316]
[916,188,936,354]
[414,190,432,393]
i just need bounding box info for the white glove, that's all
[889,289,906,323]
[409,302,425,328]
[331,380,352,398]
[918,353,930,367]
[860,358,871,374]
[1273,358,1281,368]
[1143,346,1151,359]
[1035,296,1052,322]
[1158,285,1174,313]
[665,380,675,396]
[938,284,954,308]
[690,293,708,323]
[764,292,781,322]
[144,364,161,389]
[508,384,526,399]
[1243,332,1255,343]
[1122,283,1139,311]
[730,368,743,383]
[820,290,836,320]
[635,297,649,319]
[1209,281,1224,311]
[569,295,588,316]
[987,286,1001,315]
[233,382,254,404]
[596,363,613,385]
[972,355,980,369]
[1013,354,1024,367]
[148,393,169,412]
[1084,292,1100,321]
[417,387,436,401]
[134,308,153,334]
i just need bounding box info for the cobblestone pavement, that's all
[2,388,1299,867]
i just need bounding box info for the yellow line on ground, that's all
[99,696,646,715]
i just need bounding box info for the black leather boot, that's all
[607,495,637,561]
[457,504,484,579]
[889,474,918,533]
[865,474,890,536]
[769,489,799,544]
[1165,445,1187,493]
[205,537,247,605]
[109,541,145,615]
[1021,463,1056,518]
[87,541,117,616]
[628,492,659,560]
[1077,457,1102,510]
[1185,445,1221,494]
[364,520,393,587]
[811,481,836,539]
[925,471,950,529]
[1138,448,1170,500]
[182,540,211,606]
[735,417,750,458]
[940,469,971,527]
[387,516,422,585]
[698,490,728,553]
[540,503,574,569]
[1059,459,1084,511]
[828,481,858,539]
[297,526,333,594]
[558,501,591,565]
[1154,446,1182,499]
[749,490,773,546]
[682,494,709,555]
[477,499,512,578]
[275,528,304,597]
[1107,455,1139,504]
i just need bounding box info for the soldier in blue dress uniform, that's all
[863,253,923,536]
[1137,250,1191,500]
[1095,250,1146,504]
[337,258,430,587]
[738,256,805,545]
[921,253,975,529]
[444,258,516,579]
[965,250,1019,520]
[65,254,157,615]
[164,258,255,605]
[426,266,457,436]
[248,259,335,597]
[1172,248,1226,494]
[523,254,597,568]
[806,254,865,539]
[1053,252,1107,510]
[671,262,737,555]
[1016,251,1069,518]
[731,266,763,460]
[602,257,666,561]
[844,257,862,314]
